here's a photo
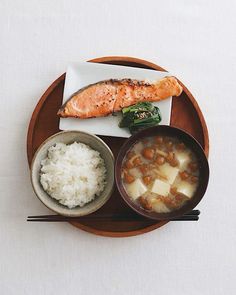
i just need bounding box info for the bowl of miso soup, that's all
[115,125,209,220]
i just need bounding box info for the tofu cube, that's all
[159,163,179,184]
[176,181,197,198]
[152,199,170,213]
[125,178,147,200]
[175,151,190,169]
[151,179,170,196]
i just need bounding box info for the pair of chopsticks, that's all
[27,209,200,222]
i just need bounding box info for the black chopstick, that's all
[27,210,200,222]
[27,209,200,219]
[27,216,199,222]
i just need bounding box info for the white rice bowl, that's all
[40,142,107,209]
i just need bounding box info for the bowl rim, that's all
[30,130,115,217]
[115,125,209,220]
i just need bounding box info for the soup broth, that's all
[121,135,199,213]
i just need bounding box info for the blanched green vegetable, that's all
[119,102,162,134]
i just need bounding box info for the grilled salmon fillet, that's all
[58,76,183,119]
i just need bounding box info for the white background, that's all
[0,1,235,294]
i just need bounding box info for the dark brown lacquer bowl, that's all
[115,125,209,220]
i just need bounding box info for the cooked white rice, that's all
[40,142,106,208]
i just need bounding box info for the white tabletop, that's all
[1,1,235,294]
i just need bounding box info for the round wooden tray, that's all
[27,56,209,237]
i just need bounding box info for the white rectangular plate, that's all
[59,62,172,138]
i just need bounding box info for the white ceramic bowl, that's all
[31,130,114,217]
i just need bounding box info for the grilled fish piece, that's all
[58,76,183,119]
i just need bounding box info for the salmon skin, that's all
[58,77,183,119]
